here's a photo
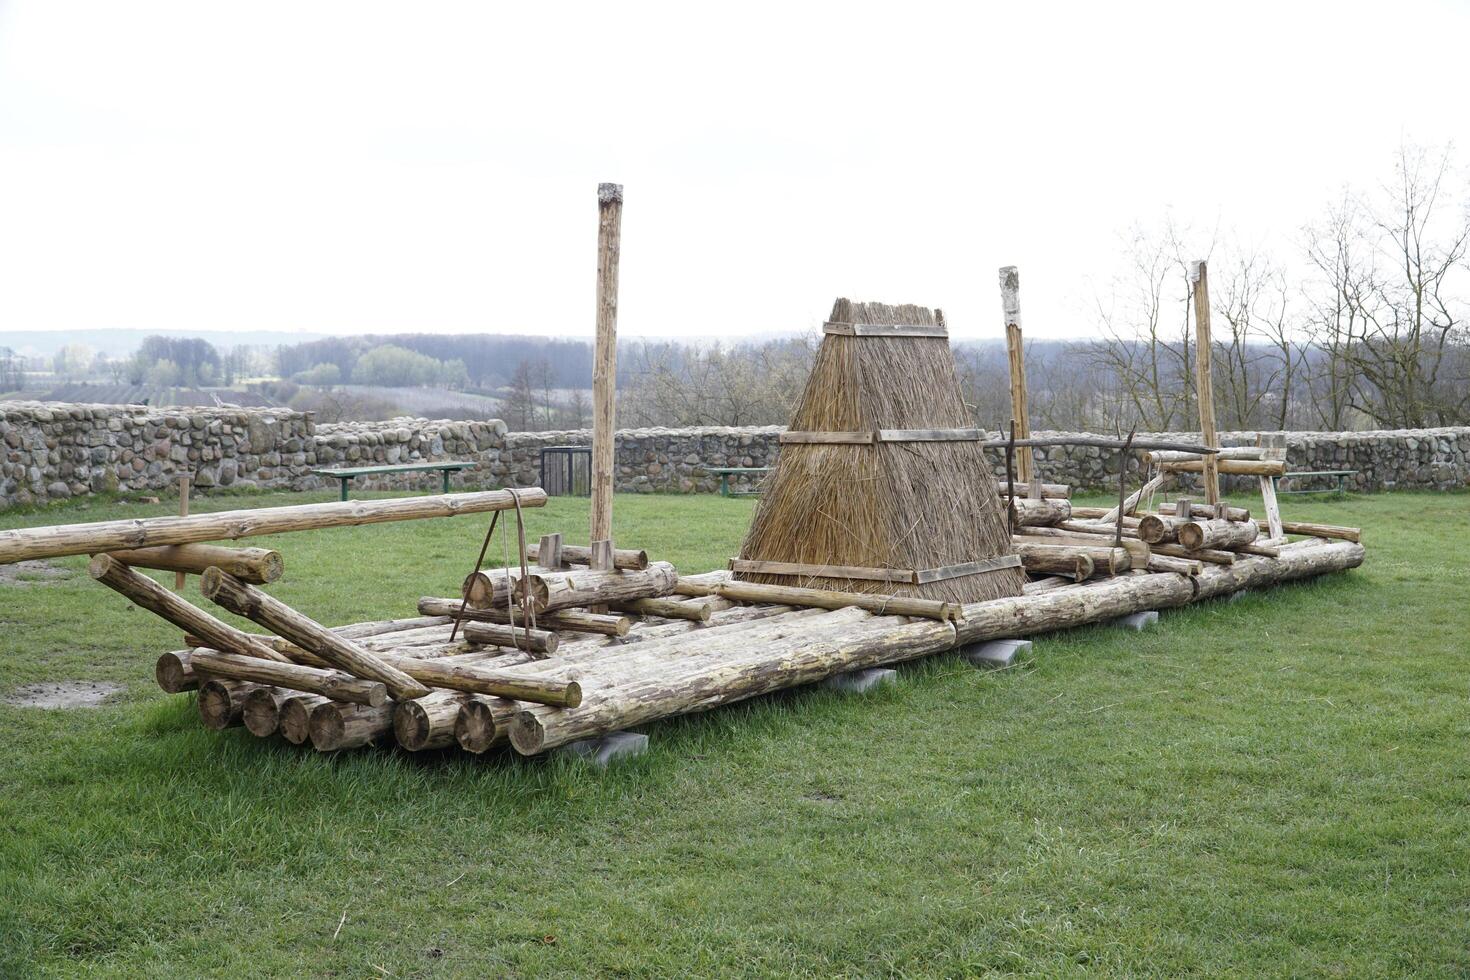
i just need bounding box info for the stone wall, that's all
[1,401,1466,509]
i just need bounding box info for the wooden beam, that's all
[999,266,1034,483]
[591,181,622,547]
[0,489,547,564]
[1190,259,1221,503]
[778,431,876,445]
[106,544,284,584]
[874,428,984,442]
[822,322,948,338]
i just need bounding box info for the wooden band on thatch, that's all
[779,428,983,445]
[778,431,876,445]
[822,321,949,338]
[731,554,1022,586]
[913,555,1022,584]
[876,428,984,442]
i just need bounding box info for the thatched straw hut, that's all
[735,298,1024,604]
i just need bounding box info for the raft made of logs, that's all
[144,537,1365,759]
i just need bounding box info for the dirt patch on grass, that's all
[3,681,125,709]
[0,559,77,587]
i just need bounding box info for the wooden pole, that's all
[591,182,623,547]
[1190,260,1220,504]
[713,580,961,622]
[106,544,284,583]
[0,489,547,564]
[417,597,632,636]
[189,649,388,706]
[999,266,1034,484]
[175,476,190,590]
[527,542,648,571]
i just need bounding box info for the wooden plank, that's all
[1257,433,1286,541]
[730,558,916,584]
[875,428,984,442]
[999,266,1034,483]
[778,431,876,445]
[536,533,563,571]
[1190,259,1220,504]
[822,322,949,338]
[913,555,1022,584]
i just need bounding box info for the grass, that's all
[1,488,1467,977]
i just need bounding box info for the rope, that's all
[450,510,500,642]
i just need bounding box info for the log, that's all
[1014,528,1146,567]
[1236,542,1282,558]
[516,561,678,613]
[612,596,713,623]
[1256,519,1361,543]
[526,542,649,571]
[1137,514,1186,544]
[1005,497,1071,527]
[1151,542,1236,565]
[1014,541,1129,576]
[189,649,388,706]
[460,569,518,608]
[511,608,958,758]
[1101,472,1169,523]
[1160,459,1286,477]
[454,695,517,754]
[1158,501,1252,522]
[417,597,631,636]
[198,679,259,730]
[309,700,395,751]
[712,580,961,622]
[1144,447,1264,463]
[0,489,547,564]
[997,482,1071,499]
[89,554,291,664]
[1013,545,1095,581]
[591,182,622,545]
[1023,576,1075,594]
[1146,553,1202,576]
[394,691,473,751]
[242,687,292,737]
[1178,519,1260,552]
[375,655,582,706]
[458,621,560,655]
[199,567,432,701]
[106,544,284,583]
[279,694,329,744]
[156,650,199,693]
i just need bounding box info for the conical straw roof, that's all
[736,299,1023,604]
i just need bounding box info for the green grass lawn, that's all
[1,489,1467,977]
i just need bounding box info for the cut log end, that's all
[509,711,547,756]
[454,699,498,754]
[155,651,197,693]
[198,679,249,730]
[279,695,328,745]
[242,687,286,737]
[393,699,434,751]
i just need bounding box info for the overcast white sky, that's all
[1,0,1467,342]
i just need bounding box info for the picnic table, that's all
[309,461,478,501]
[1274,469,1358,496]
[705,466,772,497]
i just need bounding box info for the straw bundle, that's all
[736,299,1024,604]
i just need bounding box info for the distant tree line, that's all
[274,334,622,391]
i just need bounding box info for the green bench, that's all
[310,461,478,501]
[1274,469,1358,496]
[705,466,772,497]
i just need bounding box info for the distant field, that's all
[2,383,279,408]
[331,384,505,416]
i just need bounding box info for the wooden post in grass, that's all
[591,182,622,547]
[175,476,190,590]
[999,267,1035,487]
[1190,260,1220,504]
